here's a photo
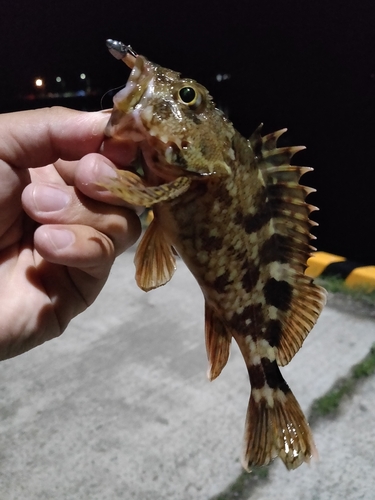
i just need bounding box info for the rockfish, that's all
[102,39,327,471]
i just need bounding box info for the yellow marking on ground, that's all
[305,251,346,278]
[345,266,375,292]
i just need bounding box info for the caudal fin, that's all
[242,387,317,471]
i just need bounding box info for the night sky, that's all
[1,0,375,263]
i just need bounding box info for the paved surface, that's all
[0,247,374,500]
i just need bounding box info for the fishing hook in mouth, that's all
[106,39,138,68]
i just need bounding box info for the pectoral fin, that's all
[134,217,176,291]
[205,303,232,381]
[98,170,191,207]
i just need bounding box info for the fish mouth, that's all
[105,56,194,183]
[120,115,191,184]
[112,56,152,114]
[105,56,153,140]
[106,108,186,183]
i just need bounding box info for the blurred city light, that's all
[56,76,62,83]
[35,78,44,87]
[80,73,86,80]
[215,73,231,82]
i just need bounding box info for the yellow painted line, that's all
[345,266,375,292]
[305,251,346,278]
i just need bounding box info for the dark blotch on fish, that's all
[205,235,225,252]
[242,263,261,293]
[213,271,232,293]
[262,358,290,393]
[264,278,293,311]
[230,304,264,335]
[248,364,265,389]
[259,234,291,265]
[243,210,272,234]
[263,319,283,348]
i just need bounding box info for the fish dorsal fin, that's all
[134,217,176,291]
[275,275,326,365]
[205,303,232,381]
[249,125,327,365]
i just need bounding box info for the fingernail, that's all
[94,161,118,192]
[33,185,70,212]
[47,228,75,250]
[90,111,109,136]
[96,160,117,179]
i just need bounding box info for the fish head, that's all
[105,55,236,180]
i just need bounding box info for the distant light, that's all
[56,76,62,83]
[216,73,231,82]
[80,73,86,80]
[35,78,43,87]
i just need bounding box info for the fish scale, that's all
[101,40,327,471]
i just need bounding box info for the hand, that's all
[0,107,141,359]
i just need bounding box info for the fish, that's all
[101,40,327,471]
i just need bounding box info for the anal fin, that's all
[134,217,176,291]
[205,303,232,381]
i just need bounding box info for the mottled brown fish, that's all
[102,40,327,471]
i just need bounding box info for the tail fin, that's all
[242,386,317,471]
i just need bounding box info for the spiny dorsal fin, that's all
[134,217,176,291]
[275,275,326,365]
[250,125,327,365]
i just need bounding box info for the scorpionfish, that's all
[101,40,327,471]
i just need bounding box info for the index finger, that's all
[0,107,111,169]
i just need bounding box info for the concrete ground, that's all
[0,247,374,500]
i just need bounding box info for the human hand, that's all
[0,107,141,359]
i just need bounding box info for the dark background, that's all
[1,0,374,263]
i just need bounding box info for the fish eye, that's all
[179,86,196,104]
[178,86,201,107]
